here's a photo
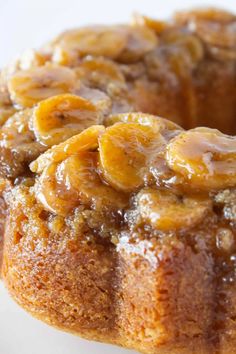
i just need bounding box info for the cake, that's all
[1,7,236,354]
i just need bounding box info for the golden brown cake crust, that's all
[2,186,216,353]
[1,7,236,354]
[3,183,236,354]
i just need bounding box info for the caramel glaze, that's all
[1,7,236,354]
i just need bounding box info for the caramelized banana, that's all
[52,26,128,60]
[34,162,78,215]
[75,57,126,92]
[32,93,102,146]
[175,8,236,48]
[105,112,182,134]
[8,64,77,108]
[51,25,157,63]
[59,152,128,209]
[30,125,105,173]
[35,151,128,215]
[175,8,236,23]
[166,127,236,190]
[137,188,212,231]
[99,122,164,192]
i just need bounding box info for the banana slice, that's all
[8,64,77,108]
[60,152,128,209]
[52,26,128,59]
[105,112,182,135]
[137,188,212,231]
[35,162,78,216]
[32,93,102,146]
[99,122,164,192]
[30,125,105,173]
[166,127,236,190]
[75,57,126,92]
[51,25,157,63]
[175,8,236,24]
[35,151,128,215]
[175,8,236,48]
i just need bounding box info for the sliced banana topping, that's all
[99,122,165,192]
[52,26,128,60]
[32,93,102,146]
[8,64,77,108]
[34,162,77,216]
[58,152,128,209]
[30,125,105,173]
[34,143,128,215]
[136,188,212,231]
[175,8,236,48]
[105,112,182,135]
[51,25,157,63]
[166,127,236,190]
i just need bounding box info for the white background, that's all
[1,0,236,67]
[0,0,236,353]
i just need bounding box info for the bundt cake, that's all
[1,7,236,354]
